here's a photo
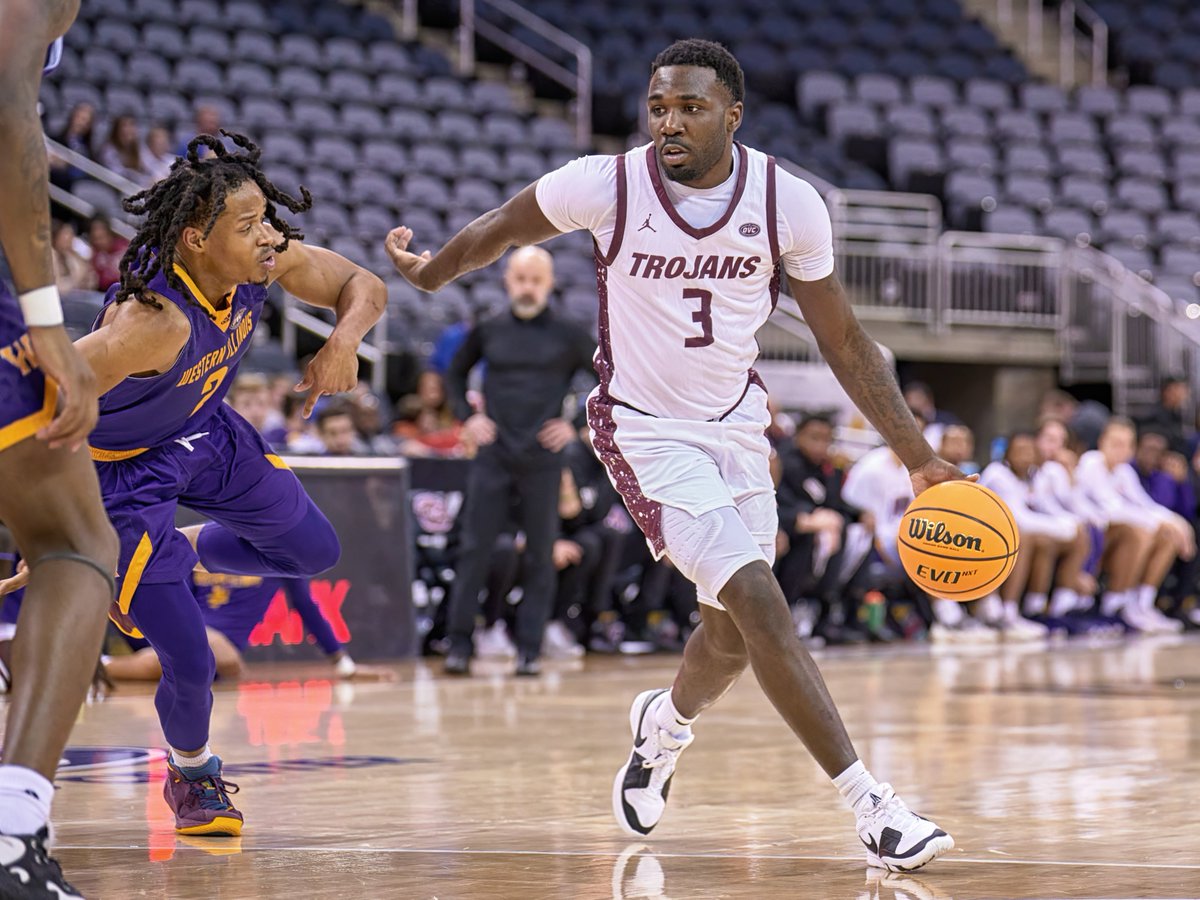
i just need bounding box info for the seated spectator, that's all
[939,424,979,477]
[776,412,883,644]
[49,102,95,189]
[904,381,959,450]
[349,385,398,455]
[392,370,463,456]
[315,402,364,456]
[98,114,152,186]
[176,104,228,159]
[51,220,97,295]
[1138,376,1192,452]
[227,373,272,436]
[87,215,129,291]
[1039,388,1110,451]
[278,394,324,454]
[979,432,1087,637]
[143,124,177,183]
[1077,418,1194,631]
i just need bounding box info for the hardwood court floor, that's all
[25,635,1200,899]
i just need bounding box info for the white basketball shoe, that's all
[857,783,955,872]
[612,689,693,836]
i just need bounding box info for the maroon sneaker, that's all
[163,757,243,836]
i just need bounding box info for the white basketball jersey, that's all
[595,143,780,422]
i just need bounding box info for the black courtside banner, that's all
[178,457,416,662]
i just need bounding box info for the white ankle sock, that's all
[1101,590,1128,617]
[833,760,880,816]
[933,599,964,626]
[654,691,696,738]
[171,745,213,772]
[1048,587,1078,618]
[1022,592,1048,617]
[0,765,53,835]
[977,593,1002,623]
[1136,584,1157,613]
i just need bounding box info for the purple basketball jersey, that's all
[89,264,266,454]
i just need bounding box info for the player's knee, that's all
[271,505,341,576]
[162,643,216,688]
[303,512,341,574]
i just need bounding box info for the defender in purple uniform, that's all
[0,4,120,897]
[74,132,385,836]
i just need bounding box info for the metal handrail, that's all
[47,184,136,240]
[1059,0,1109,87]
[457,0,592,147]
[44,136,143,197]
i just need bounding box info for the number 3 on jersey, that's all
[683,288,714,348]
[190,365,228,416]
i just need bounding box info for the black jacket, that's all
[776,445,863,534]
[447,307,595,463]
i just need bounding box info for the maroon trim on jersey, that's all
[716,368,768,422]
[765,156,780,262]
[766,156,782,312]
[645,143,749,239]
[596,153,628,267]
[587,251,664,555]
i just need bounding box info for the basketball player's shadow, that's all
[611,843,670,900]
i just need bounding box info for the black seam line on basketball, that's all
[963,480,1019,544]
[896,536,1017,563]
[923,556,1017,595]
[904,505,1010,554]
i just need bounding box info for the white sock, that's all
[1136,584,1157,614]
[1048,588,1077,618]
[1023,592,1048,617]
[1101,590,1128,617]
[654,690,696,738]
[0,765,54,835]
[933,599,964,626]
[171,745,213,772]
[977,593,1002,623]
[1002,599,1026,623]
[833,760,881,817]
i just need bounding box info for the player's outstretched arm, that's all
[271,242,387,415]
[385,184,563,293]
[790,272,965,494]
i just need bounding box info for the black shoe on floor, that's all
[514,653,541,677]
[443,652,470,676]
[0,828,85,899]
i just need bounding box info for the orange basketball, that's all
[897,480,1020,602]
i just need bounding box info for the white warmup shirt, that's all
[842,446,913,565]
[1030,460,1107,527]
[1076,451,1173,529]
[979,462,1077,541]
[536,142,833,422]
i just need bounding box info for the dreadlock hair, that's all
[651,39,745,104]
[115,130,312,315]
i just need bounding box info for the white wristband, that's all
[18,285,64,327]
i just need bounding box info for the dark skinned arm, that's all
[790,272,966,495]
[0,0,97,450]
[385,184,562,292]
[270,241,387,416]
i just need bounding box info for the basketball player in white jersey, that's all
[386,39,959,872]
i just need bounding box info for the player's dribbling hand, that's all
[295,337,360,418]
[384,227,433,290]
[0,560,29,598]
[29,325,99,451]
[908,455,976,498]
